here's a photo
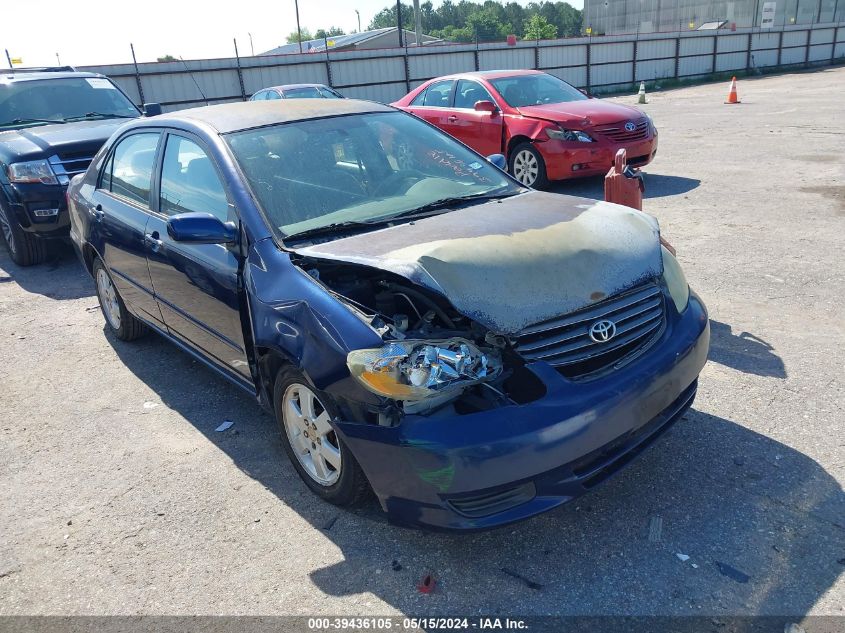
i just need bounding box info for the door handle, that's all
[92,204,104,222]
[144,231,162,253]
[447,115,458,122]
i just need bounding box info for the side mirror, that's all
[486,154,507,171]
[578,89,591,98]
[474,100,498,114]
[166,212,237,244]
[143,102,162,117]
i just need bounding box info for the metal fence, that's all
[79,22,845,112]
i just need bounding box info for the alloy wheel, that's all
[282,383,342,486]
[96,267,122,330]
[0,207,16,256]
[512,149,539,186]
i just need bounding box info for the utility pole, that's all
[412,0,422,46]
[396,0,404,47]
[5,49,12,69]
[248,33,255,56]
[295,0,303,53]
[56,53,61,65]
[355,9,361,32]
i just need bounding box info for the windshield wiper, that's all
[283,220,385,242]
[0,117,65,127]
[63,112,137,122]
[380,191,520,222]
[282,191,522,242]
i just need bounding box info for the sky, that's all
[1,0,583,68]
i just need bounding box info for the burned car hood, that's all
[294,191,663,334]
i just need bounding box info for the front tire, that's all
[508,143,549,189]
[0,204,47,266]
[273,367,370,506]
[93,258,147,341]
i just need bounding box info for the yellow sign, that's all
[11,57,22,65]
[327,39,336,47]
[585,26,592,35]
[688,21,695,29]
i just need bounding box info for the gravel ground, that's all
[0,68,843,619]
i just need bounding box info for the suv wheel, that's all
[273,367,370,506]
[93,259,147,341]
[0,205,47,266]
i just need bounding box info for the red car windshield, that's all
[490,74,587,108]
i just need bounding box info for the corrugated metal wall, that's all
[79,22,845,112]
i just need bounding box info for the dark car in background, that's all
[393,70,657,189]
[0,69,160,265]
[250,83,344,101]
[67,99,708,530]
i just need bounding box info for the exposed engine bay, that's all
[297,257,546,421]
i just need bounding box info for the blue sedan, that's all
[67,99,709,530]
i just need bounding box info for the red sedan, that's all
[392,70,658,188]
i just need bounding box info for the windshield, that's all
[226,111,520,238]
[491,73,587,108]
[0,77,139,129]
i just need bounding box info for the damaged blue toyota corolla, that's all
[68,99,709,530]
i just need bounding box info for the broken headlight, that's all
[347,338,502,401]
[546,127,594,143]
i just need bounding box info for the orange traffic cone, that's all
[725,76,740,104]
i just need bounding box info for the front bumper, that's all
[336,290,709,531]
[540,132,658,181]
[1,182,70,238]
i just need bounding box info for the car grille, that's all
[594,118,649,142]
[48,152,95,186]
[513,282,665,379]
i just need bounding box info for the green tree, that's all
[286,27,314,44]
[369,0,581,43]
[157,54,177,62]
[465,6,511,41]
[369,3,414,30]
[315,26,345,39]
[523,14,557,39]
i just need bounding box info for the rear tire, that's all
[273,367,370,506]
[508,143,549,189]
[93,258,147,341]
[0,205,47,266]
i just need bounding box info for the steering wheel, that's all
[371,170,424,197]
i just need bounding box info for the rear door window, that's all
[103,133,160,206]
[421,80,454,107]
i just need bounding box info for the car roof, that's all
[0,71,106,84]
[152,99,394,134]
[433,69,545,82]
[270,84,331,91]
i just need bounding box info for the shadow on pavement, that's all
[107,330,842,616]
[549,173,701,202]
[708,320,787,379]
[0,241,94,300]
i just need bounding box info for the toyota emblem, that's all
[624,121,636,132]
[589,319,617,343]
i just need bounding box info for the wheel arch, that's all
[506,134,534,158]
[255,346,299,410]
